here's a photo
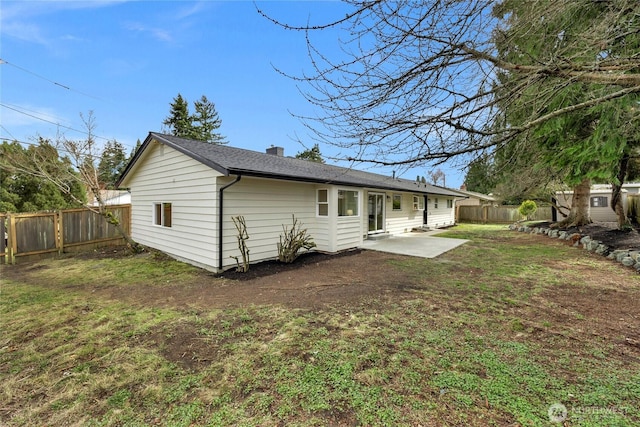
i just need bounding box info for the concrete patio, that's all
[360,230,468,258]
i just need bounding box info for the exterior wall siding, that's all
[424,196,456,229]
[127,143,221,270]
[361,191,457,236]
[556,190,627,222]
[384,192,424,235]
[336,216,363,251]
[220,177,320,269]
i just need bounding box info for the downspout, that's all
[218,175,242,271]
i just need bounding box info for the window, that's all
[447,199,453,208]
[338,190,359,216]
[590,196,607,207]
[412,195,420,210]
[317,189,328,216]
[419,196,425,210]
[434,198,439,209]
[392,194,402,210]
[154,202,172,227]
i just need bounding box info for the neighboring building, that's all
[91,190,131,206]
[454,185,496,207]
[555,183,639,222]
[592,182,640,194]
[117,132,461,272]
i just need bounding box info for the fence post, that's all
[483,206,488,224]
[57,210,64,255]
[8,214,16,264]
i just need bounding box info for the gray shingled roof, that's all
[119,132,461,197]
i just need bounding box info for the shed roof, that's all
[455,189,495,201]
[118,132,461,197]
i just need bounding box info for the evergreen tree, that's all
[163,94,226,143]
[0,140,86,212]
[129,139,142,158]
[493,0,640,227]
[98,140,127,189]
[163,94,194,139]
[192,95,226,144]
[464,156,496,195]
[295,144,324,163]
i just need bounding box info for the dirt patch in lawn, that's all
[110,249,415,311]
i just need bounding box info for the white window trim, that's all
[317,188,329,217]
[338,189,360,217]
[392,193,402,211]
[153,202,172,228]
[590,196,607,208]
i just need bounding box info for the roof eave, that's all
[149,132,229,176]
[116,132,230,189]
[225,168,459,195]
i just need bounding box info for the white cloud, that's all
[0,21,50,46]
[0,1,129,46]
[123,21,173,43]
[173,1,208,20]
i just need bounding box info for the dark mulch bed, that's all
[535,221,640,250]
[217,249,362,281]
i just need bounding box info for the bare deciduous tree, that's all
[1,112,142,252]
[427,168,445,187]
[259,0,640,168]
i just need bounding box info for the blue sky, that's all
[1,0,464,188]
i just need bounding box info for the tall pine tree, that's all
[163,94,194,138]
[97,140,127,189]
[163,94,226,143]
[192,95,226,144]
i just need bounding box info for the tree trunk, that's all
[106,213,143,253]
[611,154,630,230]
[559,178,592,227]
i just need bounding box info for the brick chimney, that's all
[266,146,284,156]
[460,183,467,191]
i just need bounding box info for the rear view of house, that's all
[117,132,460,272]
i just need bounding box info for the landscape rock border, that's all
[509,224,640,273]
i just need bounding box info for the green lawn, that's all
[1,224,639,426]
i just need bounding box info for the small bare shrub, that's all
[277,214,316,263]
[230,216,250,272]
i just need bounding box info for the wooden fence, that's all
[457,205,553,224]
[1,204,130,264]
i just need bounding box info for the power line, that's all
[0,102,126,146]
[0,58,104,101]
[0,125,17,141]
[0,102,109,141]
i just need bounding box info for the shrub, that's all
[518,200,538,220]
[277,215,316,263]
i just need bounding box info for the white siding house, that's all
[117,132,461,272]
[122,140,221,270]
[555,185,631,223]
